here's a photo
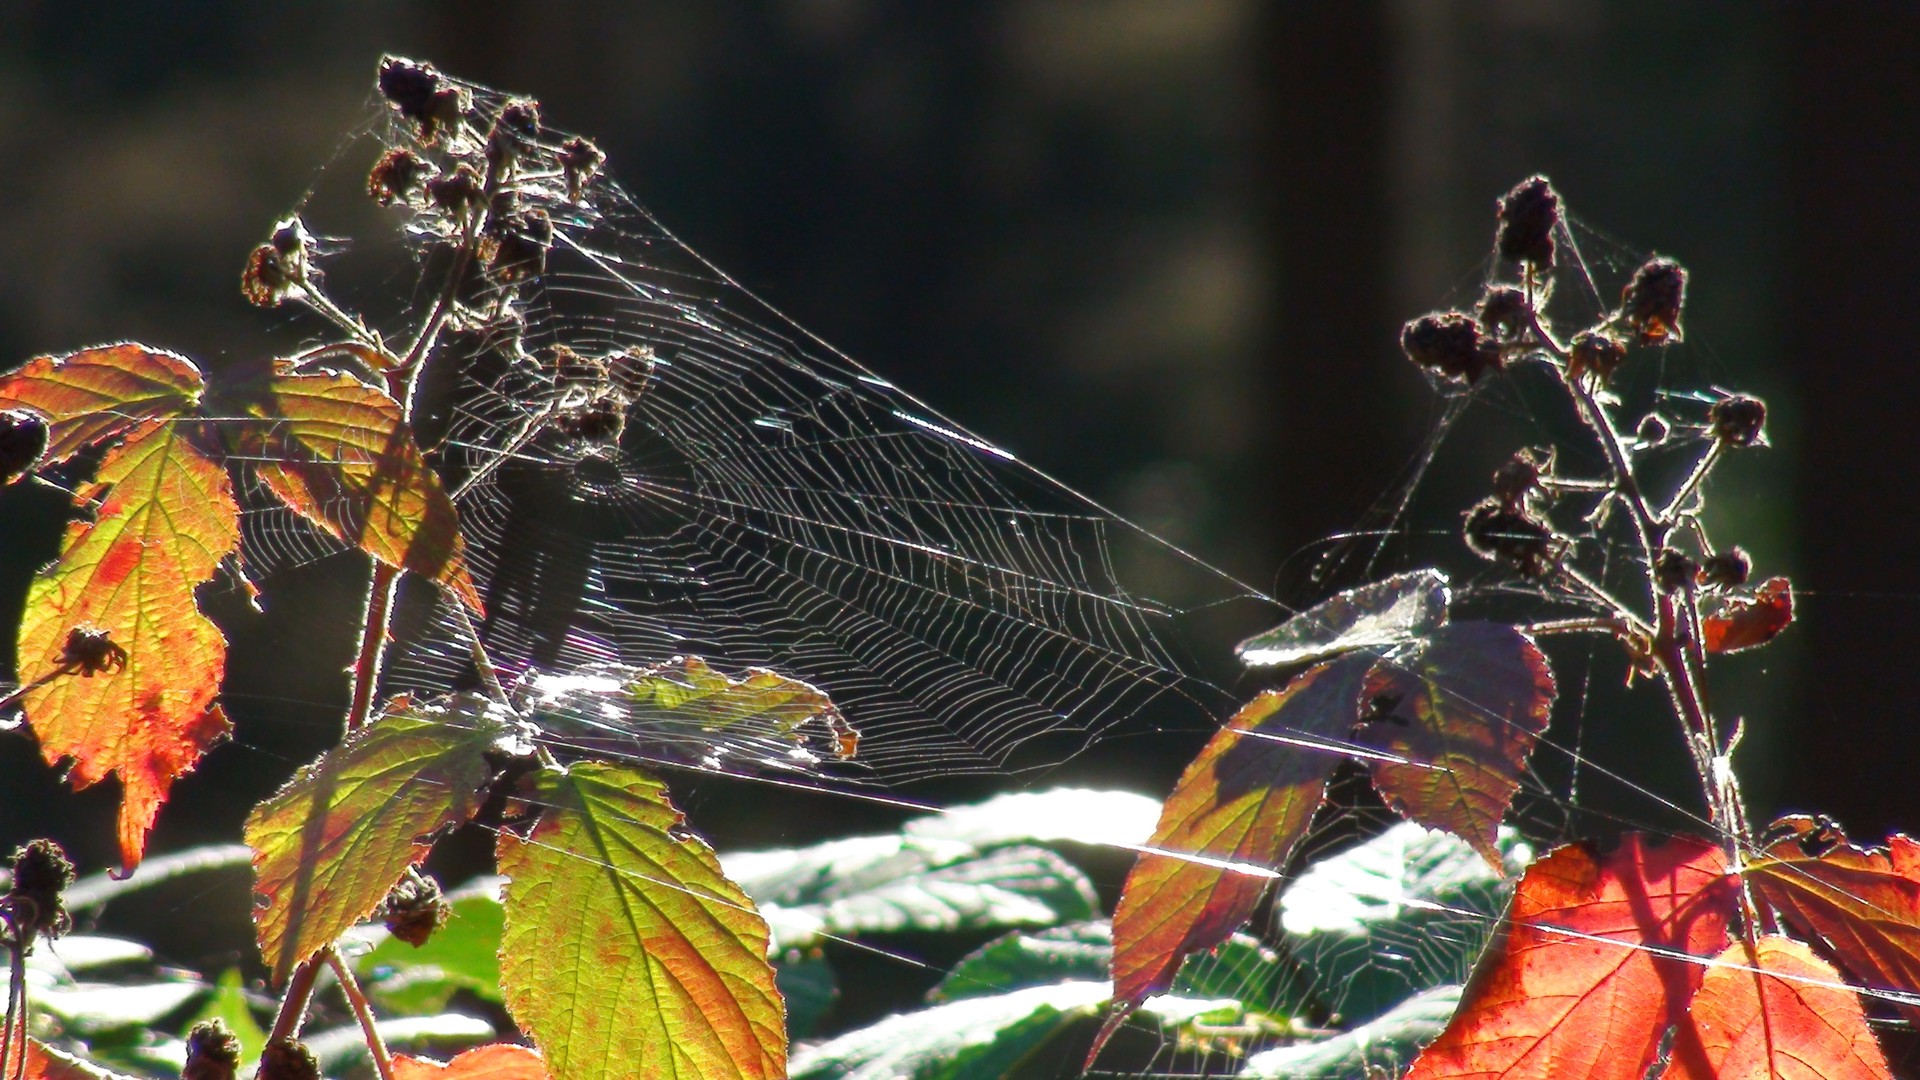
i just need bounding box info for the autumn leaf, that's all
[245,697,503,982]
[241,368,479,609]
[1356,622,1556,868]
[1095,655,1372,1061]
[1748,815,1920,1024]
[496,761,785,1080]
[1234,569,1451,668]
[1660,935,1890,1080]
[16,1038,139,1080]
[393,1045,552,1080]
[0,343,204,465]
[1405,834,1737,1080]
[1702,576,1793,653]
[16,418,236,872]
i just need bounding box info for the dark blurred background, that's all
[0,0,1914,982]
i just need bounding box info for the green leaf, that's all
[790,981,1110,1080]
[245,696,506,982]
[496,761,785,1080]
[357,886,507,1012]
[1239,984,1462,1079]
[901,789,1161,850]
[728,837,1097,949]
[1278,821,1527,1025]
[0,343,204,464]
[933,923,1114,1002]
[774,948,837,1040]
[183,969,269,1067]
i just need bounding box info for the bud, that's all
[1568,331,1627,385]
[380,868,450,947]
[1698,548,1752,589]
[1496,176,1560,269]
[182,1018,242,1080]
[257,1039,320,1080]
[0,409,49,485]
[426,164,484,216]
[1654,547,1697,593]
[1401,312,1501,385]
[1621,257,1687,345]
[1709,394,1766,447]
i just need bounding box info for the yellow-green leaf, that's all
[243,369,480,609]
[0,343,204,464]
[245,697,503,982]
[497,762,785,1080]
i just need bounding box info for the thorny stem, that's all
[345,562,402,733]
[266,954,323,1047]
[1,943,20,1080]
[327,946,395,1080]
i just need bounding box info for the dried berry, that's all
[1491,448,1548,512]
[1635,412,1671,449]
[1621,256,1687,345]
[1477,285,1531,339]
[377,57,467,140]
[1709,394,1766,447]
[559,136,606,200]
[1496,175,1560,269]
[426,164,484,216]
[0,409,49,485]
[380,868,450,947]
[257,1039,320,1080]
[183,1018,242,1080]
[1654,547,1698,593]
[1698,548,1752,589]
[488,99,544,176]
[58,626,128,676]
[367,148,427,207]
[240,217,314,308]
[1464,499,1560,578]
[1568,330,1627,384]
[1401,312,1501,385]
[6,839,75,943]
[487,207,552,283]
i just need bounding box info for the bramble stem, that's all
[266,954,322,1046]
[327,946,395,1080]
[346,563,402,734]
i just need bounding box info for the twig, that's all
[266,955,324,1046]
[326,947,395,1080]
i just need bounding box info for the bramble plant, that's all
[0,59,1914,1080]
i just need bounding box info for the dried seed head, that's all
[1463,499,1560,578]
[59,626,128,676]
[1568,330,1627,385]
[7,839,75,943]
[1477,285,1531,339]
[1491,448,1549,512]
[1654,547,1698,593]
[367,148,428,207]
[257,1039,321,1080]
[240,217,315,308]
[426,163,484,216]
[1709,394,1767,447]
[487,207,552,283]
[0,409,49,485]
[487,98,544,176]
[1635,412,1671,449]
[182,1018,242,1080]
[1401,311,1502,385]
[1698,548,1752,589]
[380,868,450,947]
[1496,175,1560,269]
[1621,256,1687,345]
[378,57,468,140]
[559,136,606,200]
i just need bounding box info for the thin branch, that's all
[266,949,324,1047]
[326,947,395,1080]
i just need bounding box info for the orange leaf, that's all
[1102,657,1370,1038]
[393,1045,551,1080]
[18,1038,139,1080]
[1357,622,1555,868]
[243,369,480,609]
[1702,576,1792,653]
[1748,815,1920,1025]
[1405,834,1737,1080]
[16,418,237,872]
[0,343,203,464]
[1660,935,1890,1080]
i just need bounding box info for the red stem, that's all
[327,946,395,1080]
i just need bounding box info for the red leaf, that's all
[1701,576,1792,653]
[1357,622,1555,868]
[16,419,237,872]
[393,1045,551,1080]
[1660,935,1890,1080]
[243,369,480,609]
[18,1038,139,1080]
[1748,815,1920,1025]
[1097,656,1370,1057]
[0,343,203,465]
[1405,834,1737,1080]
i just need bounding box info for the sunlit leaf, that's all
[1659,935,1890,1080]
[496,761,785,1080]
[393,1044,552,1080]
[1702,576,1793,653]
[1404,834,1737,1080]
[245,697,504,982]
[1356,622,1555,868]
[242,369,480,609]
[18,1039,141,1080]
[1100,655,1372,1055]
[16,418,237,871]
[1234,569,1450,668]
[1748,815,1920,1024]
[1241,984,1461,1079]
[790,981,1110,1080]
[934,922,1114,1002]
[0,343,204,464]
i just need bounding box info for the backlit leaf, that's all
[1241,984,1461,1079]
[245,697,504,982]
[1404,834,1737,1080]
[18,1039,140,1080]
[1356,622,1555,868]
[1101,656,1371,1047]
[1234,569,1450,668]
[16,418,237,872]
[393,1044,552,1080]
[243,369,479,609]
[1702,576,1793,653]
[790,981,1109,1080]
[496,761,785,1080]
[0,343,203,464]
[1659,935,1890,1080]
[1748,815,1920,1024]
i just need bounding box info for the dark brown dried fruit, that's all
[1477,285,1532,339]
[426,164,484,216]
[257,1039,320,1080]
[0,409,49,484]
[1402,312,1502,385]
[1496,176,1560,269]
[1709,394,1766,447]
[1463,499,1561,578]
[1568,330,1627,384]
[380,867,450,947]
[1654,547,1698,593]
[1621,256,1687,345]
[559,136,606,200]
[1697,548,1752,589]
[367,148,427,207]
[1491,448,1548,512]
[240,217,314,308]
[487,208,552,283]
[377,57,467,140]
[58,626,128,676]
[6,839,75,943]
[182,1018,243,1080]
